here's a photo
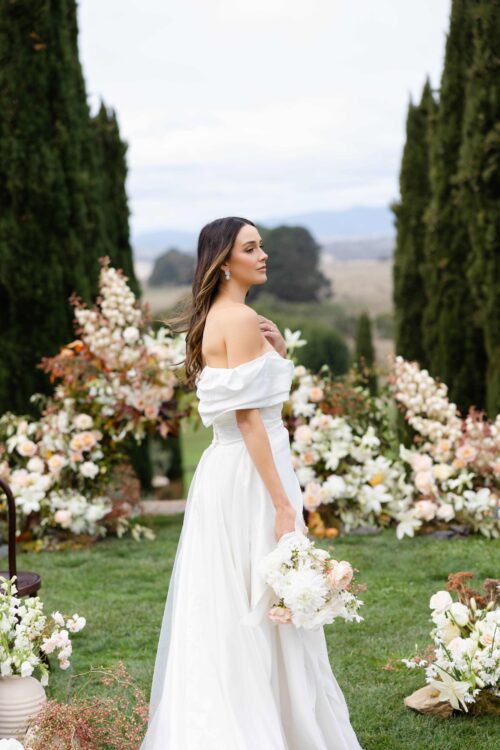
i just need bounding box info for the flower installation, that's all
[260,530,364,630]
[389,355,500,539]
[0,257,188,542]
[283,332,499,540]
[402,573,500,715]
[0,575,86,686]
[288,363,415,538]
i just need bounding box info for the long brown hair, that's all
[163,216,256,389]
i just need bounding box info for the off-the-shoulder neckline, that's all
[201,348,286,373]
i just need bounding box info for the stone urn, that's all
[0,675,46,740]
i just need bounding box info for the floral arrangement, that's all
[288,364,414,537]
[402,573,500,714]
[0,575,86,686]
[24,661,148,750]
[0,257,188,540]
[389,355,500,539]
[259,530,364,629]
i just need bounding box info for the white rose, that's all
[414,500,437,521]
[26,456,44,473]
[448,602,469,627]
[73,413,93,430]
[432,463,454,481]
[79,461,99,479]
[436,502,455,522]
[429,590,453,613]
[17,439,37,457]
[448,636,477,659]
[325,474,347,499]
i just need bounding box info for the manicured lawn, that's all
[17,520,499,749]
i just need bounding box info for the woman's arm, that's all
[224,307,297,541]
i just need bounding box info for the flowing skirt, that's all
[140,418,364,750]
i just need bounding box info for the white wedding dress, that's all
[140,349,364,750]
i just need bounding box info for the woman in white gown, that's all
[140,217,364,750]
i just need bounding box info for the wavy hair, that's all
[163,216,256,389]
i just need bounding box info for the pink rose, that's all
[411,454,433,472]
[268,606,292,624]
[54,509,72,528]
[326,560,353,590]
[414,470,436,495]
[414,500,438,521]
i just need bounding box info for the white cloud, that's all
[78,0,450,233]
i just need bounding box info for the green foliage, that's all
[148,248,196,287]
[298,321,350,375]
[248,224,332,303]
[354,311,378,395]
[0,2,137,415]
[91,102,140,299]
[421,0,488,414]
[391,79,436,365]
[456,0,500,416]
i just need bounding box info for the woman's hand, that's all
[258,315,287,358]
[274,503,297,542]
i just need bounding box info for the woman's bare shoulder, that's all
[207,302,258,324]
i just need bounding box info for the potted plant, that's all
[0,576,86,740]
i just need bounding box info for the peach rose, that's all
[410,453,433,472]
[54,509,72,528]
[326,560,353,590]
[414,499,437,521]
[456,444,478,464]
[294,425,313,445]
[414,470,436,495]
[309,386,324,402]
[17,439,37,457]
[268,606,292,624]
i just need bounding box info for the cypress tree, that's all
[0,1,136,414]
[391,79,436,364]
[421,0,487,414]
[456,0,500,416]
[355,311,378,395]
[91,101,140,298]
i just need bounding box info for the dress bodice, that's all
[195,350,295,442]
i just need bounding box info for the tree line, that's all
[392,0,499,417]
[0,1,138,416]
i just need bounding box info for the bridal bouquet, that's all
[260,531,364,630]
[0,575,86,686]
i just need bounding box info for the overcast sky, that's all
[78,0,451,236]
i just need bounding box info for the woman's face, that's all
[222,224,268,286]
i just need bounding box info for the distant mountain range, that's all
[132,205,395,262]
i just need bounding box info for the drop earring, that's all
[224,268,231,280]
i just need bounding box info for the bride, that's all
[140,217,364,749]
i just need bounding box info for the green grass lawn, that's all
[17,520,499,749]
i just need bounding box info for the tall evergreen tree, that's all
[0,1,137,414]
[456,0,500,416]
[421,0,487,414]
[391,79,436,364]
[91,102,139,298]
[354,311,377,395]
